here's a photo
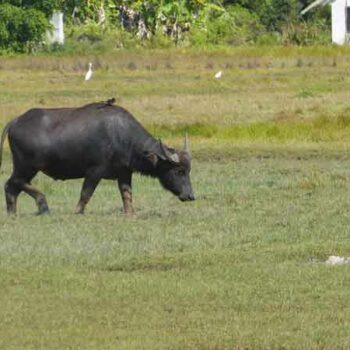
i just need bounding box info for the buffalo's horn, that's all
[184,132,191,156]
[160,140,180,163]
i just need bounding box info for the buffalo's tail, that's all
[0,122,11,170]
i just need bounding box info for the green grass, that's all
[2,47,350,349]
[3,46,350,132]
[2,150,350,349]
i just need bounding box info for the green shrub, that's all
[145,28,174,49]
[256,32,281,46]
[70,21,105,44]
[0,3,49,53]
[0,0,59,16]
[281,19,331,45]
[53,23,139,55]
[191,5,264,47]
[225,5,265,45]
[260,0,298,32]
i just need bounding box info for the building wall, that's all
[47,11,64,45]
[332,0,347,44]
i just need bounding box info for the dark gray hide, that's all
[0,101,195,215]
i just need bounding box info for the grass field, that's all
[1,47,350,349]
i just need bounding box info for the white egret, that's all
[85,62,93,81]
[214,70,222,79]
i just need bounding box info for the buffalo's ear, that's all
[146,153,159,167]
[159,141,180,164]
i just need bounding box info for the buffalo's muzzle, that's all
[179,193,195,201]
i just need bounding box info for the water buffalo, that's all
[0,100,195,215]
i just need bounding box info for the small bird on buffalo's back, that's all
[98,98,116,109]
[106,97,116,105]
[85,62,93,81]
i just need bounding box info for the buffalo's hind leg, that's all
[4,177,22,215]
[22,182,50,215]
[75,177,100,214]
[4,171,49,215]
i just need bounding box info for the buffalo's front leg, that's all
[75,177,100,214]
[118,172,133,214]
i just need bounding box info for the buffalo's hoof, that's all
[36,209,50,216]
[122,209,134,216]
[74,209,84,215]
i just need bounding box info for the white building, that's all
[47,11,64,45]
[301,0,350,45]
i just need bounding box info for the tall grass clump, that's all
[149,123,219,139]
[150,107,350,144]
[281,20,331,46]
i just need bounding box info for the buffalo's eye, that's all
[175,169,185,176]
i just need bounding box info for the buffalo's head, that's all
[147,134,195,201]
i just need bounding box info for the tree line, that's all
[0,0,331,53]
